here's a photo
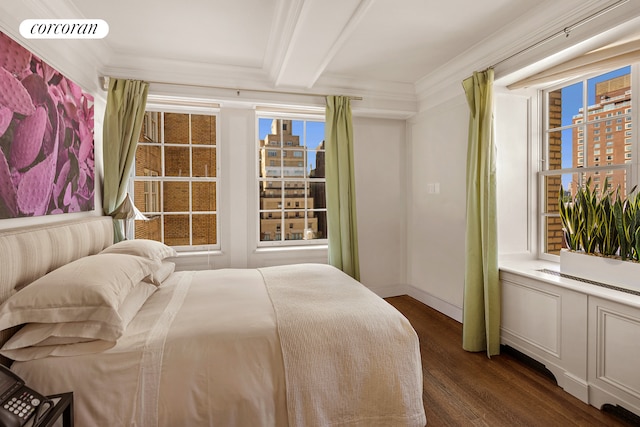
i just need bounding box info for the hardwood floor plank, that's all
[385,295,639,427]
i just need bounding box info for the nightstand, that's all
[34,392,73,427]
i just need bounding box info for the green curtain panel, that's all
[462,69,500,357]
[102,78,149,242]
[325,96,360,280]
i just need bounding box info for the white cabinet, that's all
[500,271,589,403]
[500,269,640,416]
[588,297,640,413]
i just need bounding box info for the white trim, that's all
[404,284,463,323]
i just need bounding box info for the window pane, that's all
[135,217,161,241]
[544,173,577,256]
[260,118,282,147]
[309,181,326,209]
[306,121,325,150]
[164,113,189,144]
[260,216,281,242]
[549,81,583,131]
[290,120,303,147]
[193,147,216,177]
[544,216,564,256]
[165,146,190,177]
[192,181,216,211]
[285,218,305,240]
[192,214,216,245]
[140,112,161,143]
[547,130,575,171]
[134,179,161,213]
[135,145,161,176]
[164,215,190,246]
[163,181,189,212]
[545,170,628,256]
[586,67,632,169]
[545,174,563,216]
[284,181,306,209]
[191,114,216,145]
[260,148,282,178]
[307,210,326,240]
[587,67,630,113]
[260,180,281,206]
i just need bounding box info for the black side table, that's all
[34,392,73,427]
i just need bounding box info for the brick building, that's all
[134,112,217,246]
[572,74,631,195]
[259,119,321,241]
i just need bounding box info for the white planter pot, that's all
[560,249,640,292]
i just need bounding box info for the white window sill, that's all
[254,244,328,254]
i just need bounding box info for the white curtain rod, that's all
[490,0,630,69]
[100,76,363,101]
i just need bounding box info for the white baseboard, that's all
[370,284,406,299]
[405,284,463,323]
[374,283,463,323]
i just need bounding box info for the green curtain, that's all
[325,96,360,280]
[102,78,149,242]
[462,69,500,357]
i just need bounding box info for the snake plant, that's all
[559,178,640,261]
[559,183,584,251]
[613,185,640,260]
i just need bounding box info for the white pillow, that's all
[2,281,158,347]
[0,340,115,361]
[0,281,158,361]
[0,253,158,332]
[144,261,176,286]
[100,239,177,262]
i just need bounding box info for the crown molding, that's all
[414,0,640,111]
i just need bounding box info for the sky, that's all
[258,118,325,176]
[559,66,630,187]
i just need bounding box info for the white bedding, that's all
[11,264,425,427]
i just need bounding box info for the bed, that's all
[0,216,426,426]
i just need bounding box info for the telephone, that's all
[0,365,51,427]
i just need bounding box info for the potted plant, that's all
[558,178,640,292]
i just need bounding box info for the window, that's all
[133,110,218,250]
[257,117,327,246]
[540,66,632,257]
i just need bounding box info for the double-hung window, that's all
[540,65,634,257]
[257,116,327,246]
[133,108,219,250]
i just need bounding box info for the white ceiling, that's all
[3,0,640,112]
[73,0,544,89]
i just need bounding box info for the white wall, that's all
[404,87,538,321]
[352,117,407,295]
[406,94,469,321]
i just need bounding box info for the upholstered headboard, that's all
[0,216,114,357]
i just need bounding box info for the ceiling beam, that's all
[274,0,374,89]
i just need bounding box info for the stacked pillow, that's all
[0,240,177,361]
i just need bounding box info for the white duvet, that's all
[11,264,425,427]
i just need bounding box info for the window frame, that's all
[538,64,638,261]
[131,103,220,252]
[255,111,328,248]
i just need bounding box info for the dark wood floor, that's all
[386,295,640,427]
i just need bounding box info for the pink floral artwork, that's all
[0,31,94,218]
